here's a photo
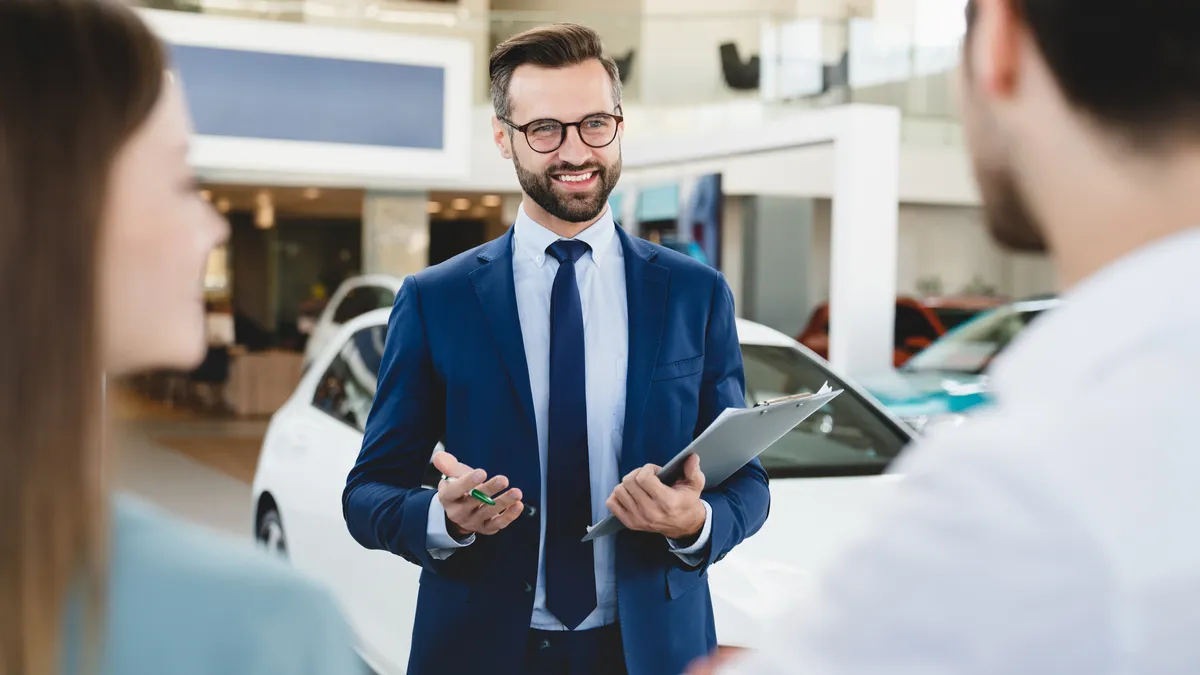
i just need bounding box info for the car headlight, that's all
[903,413,967,435]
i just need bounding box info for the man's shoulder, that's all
[411,241,496,287]
[105,496,361,672]
[623,234,723,294]
[630,235,717,272]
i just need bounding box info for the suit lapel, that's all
[470,229,537,433]
[618,227,670,475]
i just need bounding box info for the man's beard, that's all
[973,160,1048,253]
[962,87,1047,253]
[514,151,622,224]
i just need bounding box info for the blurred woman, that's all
[0,1,363,673]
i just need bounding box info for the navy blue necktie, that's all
[544,239,596,630]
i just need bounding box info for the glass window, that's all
[894,303,940,344]
[932,307,983,332]
[741,344,909,478]
[332,285,395,325]
[311,325,387,432]
[904,302,1053,375]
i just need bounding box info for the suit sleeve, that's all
[681,272,771,575]
[342,275,454,573]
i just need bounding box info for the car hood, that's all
[855,369,990,418]
[707,474,902,647]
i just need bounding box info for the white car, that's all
[253,310,912,674]
[301,275,402,369]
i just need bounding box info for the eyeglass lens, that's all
[526,114,618,152]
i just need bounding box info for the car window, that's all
[311,324,387,432]
[933,307,982,331]
[741,344,909,478]
[904,306,1047,375]
[332,285,396,325]
[894,303,940,344]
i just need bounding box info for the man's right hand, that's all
[433,452,524,539]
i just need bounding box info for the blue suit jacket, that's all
[343,227,770,675]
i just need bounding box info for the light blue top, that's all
[62,495,364,675]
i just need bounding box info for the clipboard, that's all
[582,384,842,541]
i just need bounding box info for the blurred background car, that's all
[858,295,1060,433]
[301,275,400,369]
[796,295,1006,368]
[252,310,913,673]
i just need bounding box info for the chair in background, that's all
[719,42,760,90]
[613,49,636,85]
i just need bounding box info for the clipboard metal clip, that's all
[753,382,832,408]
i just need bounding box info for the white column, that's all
[362,192,430,278]
[828,105,901,377]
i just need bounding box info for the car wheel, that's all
[257,508,288,559]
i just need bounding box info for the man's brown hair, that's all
[489,23,622,122]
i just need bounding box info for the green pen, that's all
[441,474,496,506]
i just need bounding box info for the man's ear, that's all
[971,0,1023,99]
[492,117,513,160]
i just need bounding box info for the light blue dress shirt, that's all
[427,204,712,631]
[61,494,363,675]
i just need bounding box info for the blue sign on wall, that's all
[170,45,445,149]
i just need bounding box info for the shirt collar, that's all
[991,226,1200,400]
[513,202,620,268]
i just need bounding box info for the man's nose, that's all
[556,126,592,165]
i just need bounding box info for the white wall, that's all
[806,200,1057,301]
[489,0,644,96]
[638,0,794,105]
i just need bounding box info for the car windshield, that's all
[932,307,983,331]
[741,344,909,479]
[904,301,1055,375]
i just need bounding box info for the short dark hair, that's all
[967,0,1200,146]
[489,23,622,121]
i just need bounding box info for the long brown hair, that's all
[0,1,166,672]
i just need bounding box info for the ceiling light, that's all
[216,197,231,214]
[255,191,274,229]
[427,201,443,214]
[481,194,502,207]
[451,198,471,211]
[303,187,321,200]
[200,189,213,202]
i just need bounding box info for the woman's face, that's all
[101,78,228,374]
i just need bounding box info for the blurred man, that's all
[344,23,769,675]
[694,0,1200,672]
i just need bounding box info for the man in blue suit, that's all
[343,23,770,675]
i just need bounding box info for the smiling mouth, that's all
[552,171,596,184]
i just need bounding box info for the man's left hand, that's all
[606,454,707,541]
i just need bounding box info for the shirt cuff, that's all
[426,494,475,560]
[667,500,713,566]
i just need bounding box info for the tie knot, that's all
[547,239,590,264]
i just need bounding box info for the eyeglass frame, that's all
[497,111,625,154]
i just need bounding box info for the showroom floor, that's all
[112,387,268,544]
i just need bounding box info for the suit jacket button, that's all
[526,505,537,517]
[524,581,534,593]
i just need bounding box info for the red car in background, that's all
[797,296,1006,367]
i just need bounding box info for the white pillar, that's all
[828,105,900,377]
[362,192,430,278]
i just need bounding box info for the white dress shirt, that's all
[427,204,712,631]
[719,227,1200,674]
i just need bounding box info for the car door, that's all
[708,342,911,646]
[293,323,421,674]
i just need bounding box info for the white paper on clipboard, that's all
[582,384,842,542]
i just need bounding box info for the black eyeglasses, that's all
[498,112,624,154]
